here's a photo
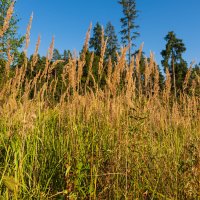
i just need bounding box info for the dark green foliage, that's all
[161,31,188,95]
[53,48,62,61]
[119,0,139,65]
[89,22,103,56]
[105,22,119,62]
[63,49,72,62]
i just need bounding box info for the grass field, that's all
[0,3,200,200]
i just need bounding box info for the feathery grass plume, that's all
[48,36,55,61]
[153,62,160,98]
[118,46,128,73]
[5,44,14,77]
[53,77,58,98]
[41,37,54,79]
[78,25,92,91]
[183,62,194,91]
[98,27,107,79]
[85,52,94,90]
[110,47,128,96]
[49,79,55,94]
[68,58,77,92]
[125,56,135,107]
[144,56,150,93]
[31,35,41,71]
[135,45,144,97]
[24,13,33,54]
[77,60,84,91]
[81,23,92,61]
[106,56,112,86]
[195,72,200,84]
[48,60,64,79]
[0,1,15,38]
[164,67,171,102]
[23,78,32,103]
[31,70,41,98]
[191,80,196,96]
[137,43,144,62]
[61,64,69,87]
[149,52,155,97]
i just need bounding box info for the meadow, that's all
[0,3,200,200]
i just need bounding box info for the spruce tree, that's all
[105,22,119,61]
[89,22,103,56]
[118,0,139,65]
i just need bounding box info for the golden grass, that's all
[0,4,199,199]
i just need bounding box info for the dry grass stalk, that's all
[81,23,92,61]
[98,28,107,80]
[0,1,15,38]
[68,58,77,92]
[48,60,64,79]
[31,35,41,71]
[53,77,58,98]
[144,57,150,92]
[125,56,135,107]
[191,80,196,96]
[183,63,193,91]
[106,56,112,86]
[164,67,171,102]
[85,52,94,89]
[61,64,69,87]
[48,36,55,61]
[153,63,160,98]
[41,37,55,80]
[135,46,144,96]
[77,60,84,90]
[5,44,14,77]
[24,13,33,54]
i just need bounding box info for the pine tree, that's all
[89,22,103,56]
[119,0,139,65]
[161,31,187,96]
[105,22,119,61]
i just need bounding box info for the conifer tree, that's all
[161,31,187,96]
[89,22,103,56]
[118,0,139,65]
[105,22,119,61]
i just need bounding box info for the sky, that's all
[15,0,200,67]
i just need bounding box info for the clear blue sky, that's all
[15,0,200,67]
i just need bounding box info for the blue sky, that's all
[15,0,200,67]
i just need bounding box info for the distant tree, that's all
[0,0,24,61]
[105,22,119,61]
[52,48,62,61]
[118,0,139,65]
[63,50,72,62]
[161,31,187,96]
[89,22,103,56]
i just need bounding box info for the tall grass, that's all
[0,3,200,200]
